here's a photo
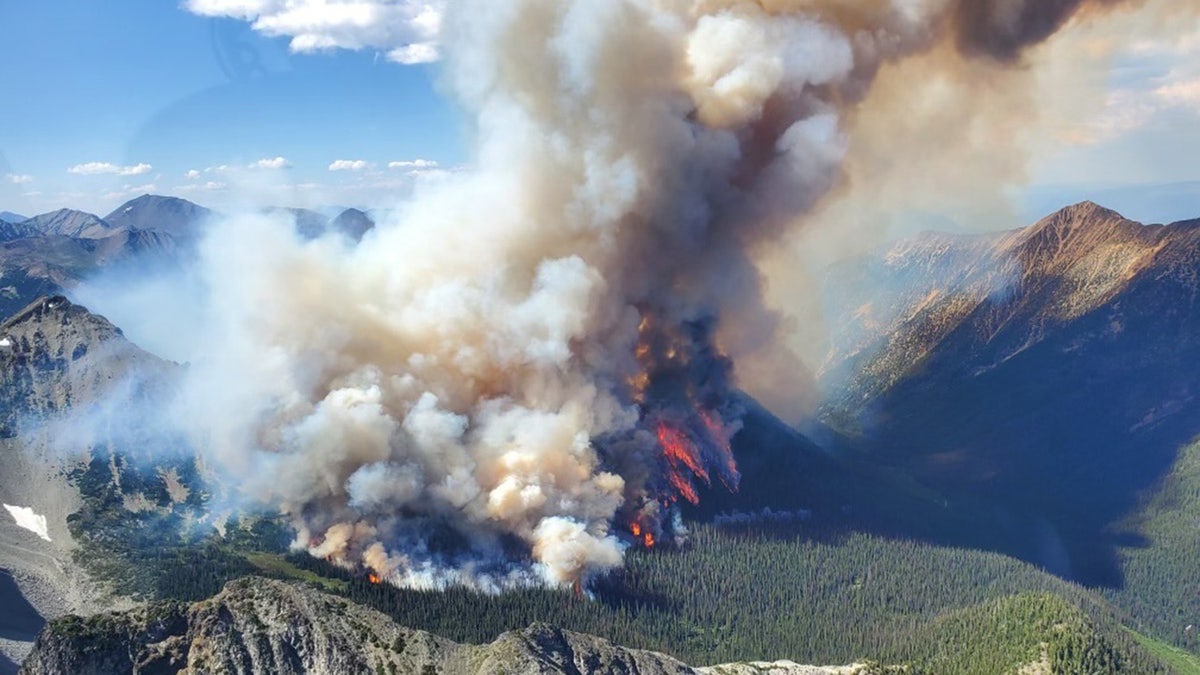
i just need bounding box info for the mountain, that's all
[18,578,862,675]
[21,210,116,240]
[330,207,375,240]
[0,220,40,242]
[102,194,212,239]
[264,207,330,239]
[0,212,28,224]
[0,297,180,670]
[0,296,174,435]
[819,201,1200,587]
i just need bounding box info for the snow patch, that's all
[2,504,51,541]
[0,337,10,348]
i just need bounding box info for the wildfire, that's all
[368,573,381,585]
[626,309,742,507]
[629,518,656,548]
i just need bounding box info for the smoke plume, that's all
[162,0,1152,588]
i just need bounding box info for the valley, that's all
[1,197,1198,672]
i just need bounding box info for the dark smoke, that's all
[953,0,1131,60]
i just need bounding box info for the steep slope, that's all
[18,578,861,675]
[330,207,375,240]
[21,210,117,240]
[0,295,174,434]
[0,220,38,242]
[1103,438,1200,655]
[0,224,181,322]
[103,195,212,240]
[818,202,1200,587]
[0,298,179,668]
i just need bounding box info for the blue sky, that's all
[0,1,1198,224]
[0,1,461,216]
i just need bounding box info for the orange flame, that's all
[700,410,738,489]
[368,573,381,584]
[629,517,656,548]
[656,421,709,504]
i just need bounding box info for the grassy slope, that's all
[1130,630,1200,675]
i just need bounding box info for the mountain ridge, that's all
[819,201,1200,588]
[18,577,865,675]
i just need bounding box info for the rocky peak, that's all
[0,296,173,435]
[20,578,864,675]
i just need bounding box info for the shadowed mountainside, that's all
[819,202,1200,587]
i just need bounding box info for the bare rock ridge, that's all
[18,578,861,675]
[0,295,174,436]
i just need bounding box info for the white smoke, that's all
[149,0,1164,589]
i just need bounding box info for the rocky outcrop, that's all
[19,578,864,675]
[0,296,175,435]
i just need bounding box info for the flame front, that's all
[368,573,381,585]
[620,309,742,544]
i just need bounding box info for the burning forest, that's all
[149,0,1185,592]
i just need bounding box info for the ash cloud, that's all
[84,0,1179,590]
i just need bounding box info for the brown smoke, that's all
[163,0,1180,589]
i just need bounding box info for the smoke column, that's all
[173,0,1143,589]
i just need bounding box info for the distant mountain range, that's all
[0,195,376,319]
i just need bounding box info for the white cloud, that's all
[185,169,202,179]
[102,183,159,200]
[178,181,229,192]
[184,0,444,63]
[1156,78,1200,108]
[388,158,438,170]
[329,159,371,171]
[251,156,291,170]
[387,41,439,64]
[5,174,32,185]
[68,162,153,176]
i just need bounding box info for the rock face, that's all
[818,202,1200,585]
[0,296,174,435]
[18,578,862,675]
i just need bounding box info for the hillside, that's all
[20,577,867,675]
[0,296,175,434]
[818,203,1200,586]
